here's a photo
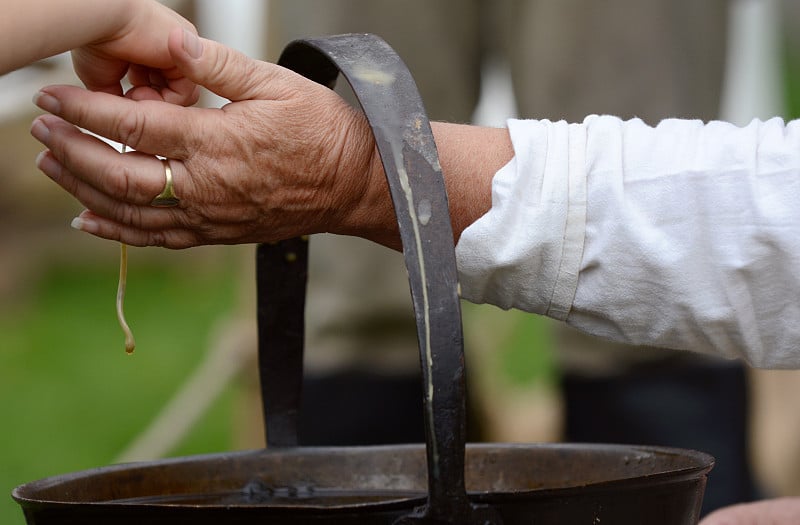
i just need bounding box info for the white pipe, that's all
[193,0,268,107]
[720,0,785,124]
[194,0,267,58]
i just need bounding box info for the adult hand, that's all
[31,30,384,249]
[699,498,800,525]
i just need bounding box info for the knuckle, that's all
[64,177,85,202]
[210,47,259,97]
[179,209,217,244]
[115,108,147,151]
[149,231,167,248]
[207,47,235,86]
[71,99,94,132]
[118,204,143,229]
[108,161,138,202]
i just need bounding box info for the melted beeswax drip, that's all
[116,144,135,354]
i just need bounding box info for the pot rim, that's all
[12,442,714,513]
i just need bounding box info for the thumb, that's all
[167,28,285,103]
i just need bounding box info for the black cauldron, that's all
[13,34,713,525]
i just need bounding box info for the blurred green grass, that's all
[785,47,800,119]
[0,251,243,525]
[498,311,555,387]
[0,243,557,525]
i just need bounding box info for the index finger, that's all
[33,84,208,159]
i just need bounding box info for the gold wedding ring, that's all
[151,158,180,207]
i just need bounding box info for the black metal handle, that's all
[256,33,501,525]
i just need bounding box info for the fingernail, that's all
[35,150,61,179]
[183,29,203,59]
[33,91,61,114]
[35,150,48,169]
[71,216,96,232]
[30,117,50,142]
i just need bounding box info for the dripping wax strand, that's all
[116,143,135,354]
[117,242,135,354]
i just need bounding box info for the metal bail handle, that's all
[256,34,502,524]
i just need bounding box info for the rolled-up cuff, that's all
[455,118,586,319]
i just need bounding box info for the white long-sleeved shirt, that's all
[455,116,800,369]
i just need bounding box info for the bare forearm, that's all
[1,0,132,73]
[340,120,513,250]
[434,122,513,244]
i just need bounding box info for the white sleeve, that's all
[455,115,800,368]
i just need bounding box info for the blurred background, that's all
[2,0,800,523]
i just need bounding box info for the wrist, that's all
[431,122,512,243]
[93,0,137,43]
[328,120,512,251]
[328,107,399,248]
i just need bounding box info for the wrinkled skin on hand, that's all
[699,498,800,525]
[31,29,382,249]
